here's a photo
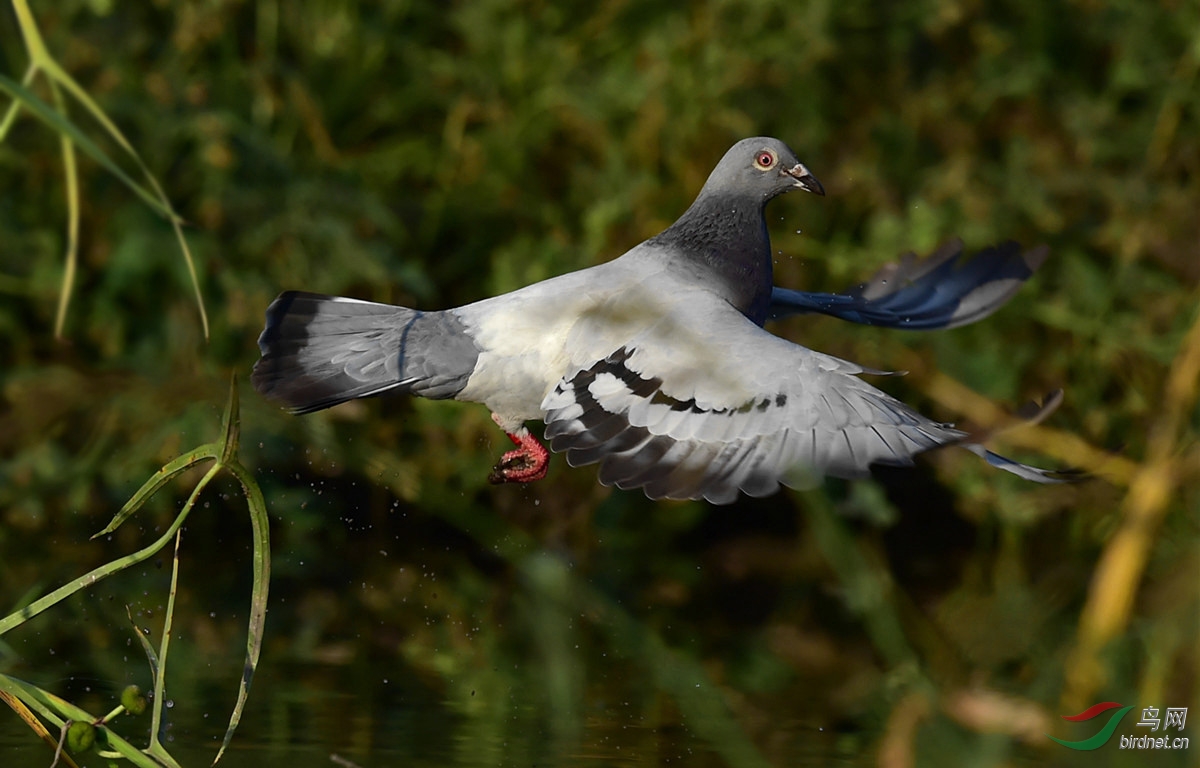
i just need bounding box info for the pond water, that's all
[2,493,865,768]
[1,586,852,767]
[0,475,1179,768]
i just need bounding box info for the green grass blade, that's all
[125,605,160,683]
[0,73,172,217]
[0,73,210,339]
[0,61,37,141]
[0,463,218,636]
[11,0,208,336]
[0,674,169,768]
[92,445,218,539]
[214,461,271,766]
[165,201,211,339]
[0,687,84,768]
[147,530,184,762]
[9,0,52,62]
[219,374,241,463]
[36,60,211,339]
[49,78,81,340]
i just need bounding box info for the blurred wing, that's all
[542,300,967,503]
[768,240,1048,330]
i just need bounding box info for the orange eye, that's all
[754,150,777,170]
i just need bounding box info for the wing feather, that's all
[542,294,1072,503]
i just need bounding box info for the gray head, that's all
[649,136,824,325]
[696,136,825,202]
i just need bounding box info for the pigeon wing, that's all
[767,240,1048,330]
[542,298,965,503]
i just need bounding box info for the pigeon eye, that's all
[754,150,777,170]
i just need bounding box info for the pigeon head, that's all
[696,137,825,202]
[649,137,824,325]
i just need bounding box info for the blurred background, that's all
[1,1,1197,766]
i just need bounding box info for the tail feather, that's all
[251,291,479,414]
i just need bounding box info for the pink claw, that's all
[487,425,550,484]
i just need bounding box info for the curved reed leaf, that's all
[0,675,168,768]
[1,0,210,337]
[0,376,269,766]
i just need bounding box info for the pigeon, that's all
[252,136,1077,503]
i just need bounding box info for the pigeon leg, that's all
[487,416,550,484]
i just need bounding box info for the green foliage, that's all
[1,0,1197,766]
[0,378,268,766]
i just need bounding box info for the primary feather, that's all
[767,239,1049,330]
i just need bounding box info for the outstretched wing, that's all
[542,296,1072,503]
[768,240,1048,330]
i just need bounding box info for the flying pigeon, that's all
[252,137,1077,503]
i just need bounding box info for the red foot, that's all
[487,425,550,485]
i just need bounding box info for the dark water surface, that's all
[3,496,867,767]
[0,468,1185,768]
[1,595,850,767]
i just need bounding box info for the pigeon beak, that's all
[783,163,825,196]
